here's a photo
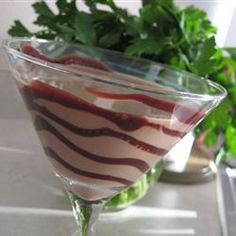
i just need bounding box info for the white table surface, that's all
[0,70,222,236]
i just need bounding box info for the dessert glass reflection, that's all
[3,38,226,236]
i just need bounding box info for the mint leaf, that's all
[225,48,236,60]
[140,5,158,24]
[191,37,218,75]
[204,130,218,147]
[98,31,121,47]
[142,0,175,9]
[74,12,96,45]
[201,98,232,131]
[199,37,216,58]
[33,1,56,29]
[126,38,165,56]
[226,126,236,157]
[180,6,216,40]
[222,57,236,85]
[33,1,54,17]
[56,0,77,13]
[229,87,236,103]
[8,20,31,37]
[34,30,57,39]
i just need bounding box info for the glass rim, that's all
[3,37,227,101]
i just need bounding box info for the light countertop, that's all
[0,70,221,236]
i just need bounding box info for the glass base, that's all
[71,231,80,236]
[71,230,96,236]
[76,205,170,236]
[67,191,104,236]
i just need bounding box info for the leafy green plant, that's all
[8,0,236,160]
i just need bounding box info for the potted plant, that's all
[8,0,236,208]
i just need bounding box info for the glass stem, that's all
[67,191,104,236]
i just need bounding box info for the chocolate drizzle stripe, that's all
[33,111,167,156]
[22,44,111,72]
[86,87,205,125]
[35,117,150,172]
[21,81,186,137]
[27,92,167,155]
[45,147,132,186]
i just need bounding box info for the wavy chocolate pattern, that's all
[21,81,186,137]
[22,44,111,72]
[35,117,150,172]
[45,147,133,186]
[86,87,204,125]
[33,112,167,156]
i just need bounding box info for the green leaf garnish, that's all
[8,20,31,37]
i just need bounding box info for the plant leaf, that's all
[225,48,236,60]
[74,12,96,45]
[126,38,165,56]
[56,0,77,14]
[204,130,218,147]
[226,126,236,157]
[201,98,232,131]
[191,37,218,75]
[33,1,54,17]
[33,1,56,29]
[8,20,31,37]
[98,31,121,47]
[229,87,236,103]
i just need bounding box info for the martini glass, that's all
[3,38,226,236]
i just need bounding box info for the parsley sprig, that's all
[8,0,236,160]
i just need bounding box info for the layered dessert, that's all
[16,44,204,201]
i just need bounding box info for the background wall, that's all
[0,0,236,70]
